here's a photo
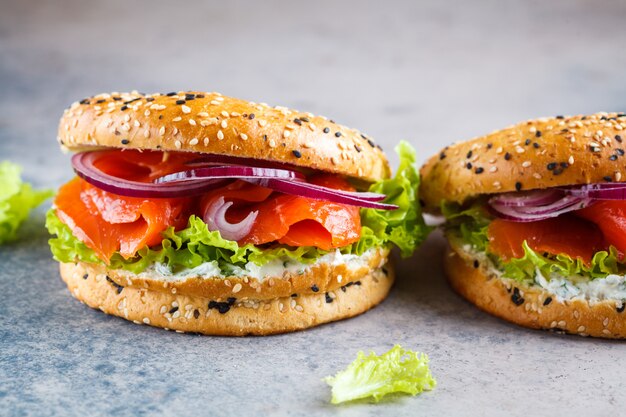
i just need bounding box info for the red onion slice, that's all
[247,178,398,210]
[489,196,594,222]
[72,152,229,198]
[155,166,306,184]
[559,183,626,200]
[489,189,564,207]
[203,196,257,241]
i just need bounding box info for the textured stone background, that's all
[1,1,625,416]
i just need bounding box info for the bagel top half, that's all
[420,112,626,211]
[57,91,390,183]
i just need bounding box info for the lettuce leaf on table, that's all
[47,142,431,273]
[0,161,53,244]
[324,345,436,404]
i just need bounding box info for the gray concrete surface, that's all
[1,0,625,416]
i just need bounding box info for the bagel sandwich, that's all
[47,91,429,335]
[421,112,626,338]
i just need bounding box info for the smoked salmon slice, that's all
[487,215,606,264]
[55,177,191,261]
[575,201,626,255]
[201,176,361,250]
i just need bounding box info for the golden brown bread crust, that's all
[60,260,394,336]
[445,243,626,339]
[420,113,626,210]
[105,248,388,301]
[58,91,390,182]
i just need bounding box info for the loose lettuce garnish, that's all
[441,200,626,281]
[0,161,53,244]
[324,345,436,404]
[46,142,430,273]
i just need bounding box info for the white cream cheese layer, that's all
[534,269,626,304]
[461,243,626,304]
[127,248,381,282]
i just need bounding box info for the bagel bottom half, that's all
[445,241,626,339]
[59,254,394,336]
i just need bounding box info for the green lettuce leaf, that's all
[46,142,430,273]
[0,161,53,244]
[441,199,490,251]
[503,241,623,281]
[441,199,626,281]
[359,141,432,258]
[324,345,436,404]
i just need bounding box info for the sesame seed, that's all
[173,116,182,122]
[181,105,191,114]
[189,119,196,126]
[203,137,209,145]
[268,139,277,148]
[475,167,484,174]
[515,182,522,191]
[121,139,130,145]
[221,120,228,128]
[240,133,248,140]
[504,152,511,160]
[522,161,531,168]
[175,140,182,149]
[323,127,330,133]
[489,166,497,173]
[198,112,209,117]
[217,130,224,140]
[258,119,267,127]
[189,138,199,145]
[158,126,166,136]
[232,283,242,293]
[143,318,150,324]
[283,130,291,138]
[292,150,302,158]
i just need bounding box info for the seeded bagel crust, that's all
[445,240,626,339]
[60,260,394,336]
[420,112,626,210]
[57,91,390,182]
